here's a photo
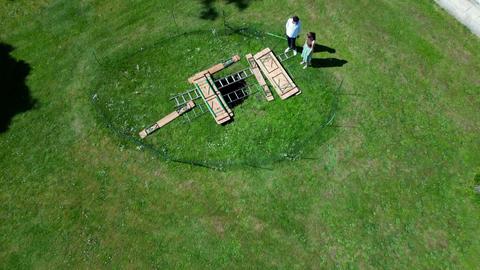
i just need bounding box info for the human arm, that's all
[296,21,302,38]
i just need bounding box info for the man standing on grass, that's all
[285,15,301,55]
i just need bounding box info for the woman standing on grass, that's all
[300,32,316,69]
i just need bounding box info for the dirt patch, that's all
[424,229,449,249]
[444,106,480,133]
[199,215,230,237]
[250,216,265,233]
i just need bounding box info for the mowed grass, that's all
[93,27,338,167]
[1,0,479,268]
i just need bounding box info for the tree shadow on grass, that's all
[0,43,36,133]
[200,0,251,20]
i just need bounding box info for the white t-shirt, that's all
[285,18,301,38]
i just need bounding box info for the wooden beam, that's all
[246,53,274,101]
[139,101,195,139]
[254,48,301,100]
[194,75,232,125]
[188,55,241,84]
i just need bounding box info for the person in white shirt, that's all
[285,16,301,55]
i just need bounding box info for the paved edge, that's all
[435,0,480,37]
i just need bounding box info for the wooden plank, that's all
[254,48,301,100]
[185,55,241,124]
[139,101,195,139]
[246,53,274,101]
[205,74,233,116]
[207,55,241,74]
[194,76,232,124]
[196,77,215,99]
[188,55,241,84]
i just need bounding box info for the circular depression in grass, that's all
[93,27,338,167]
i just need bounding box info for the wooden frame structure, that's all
[254,48,300,100]
[139,48,300,139]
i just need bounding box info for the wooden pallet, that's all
[246,53,274,101]
[254,48,300,100]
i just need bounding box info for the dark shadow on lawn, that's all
[314,43,336,53]
[217,79,249,109]
[200,0,251,20]
[296,42,347,68]
[311,58,348,68]
[0,43,36,133]
[213,79,249,126]
[295,43,336,54]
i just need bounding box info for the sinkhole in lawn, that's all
[92,27,339,168]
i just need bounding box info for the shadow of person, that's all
[0,43,36,133]
[310,58,348,68]
[296,43,336,54]
[314,43,336,53]
[295,42,347,68]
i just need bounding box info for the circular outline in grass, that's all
[91,25,340,169]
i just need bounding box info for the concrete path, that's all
[435,0,480,37]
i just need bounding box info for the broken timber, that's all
[246,53,274,101]
[138,101,195,139]
[254,48,300,100]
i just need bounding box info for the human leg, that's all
[300,52,306,64]
[285,37,293,53]
[290,37,297,55]
[289,37,296,50]
[301,44,308,64]
[303,53,312,69]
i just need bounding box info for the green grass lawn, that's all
[92,26,339,167]
[1,0,480,268]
